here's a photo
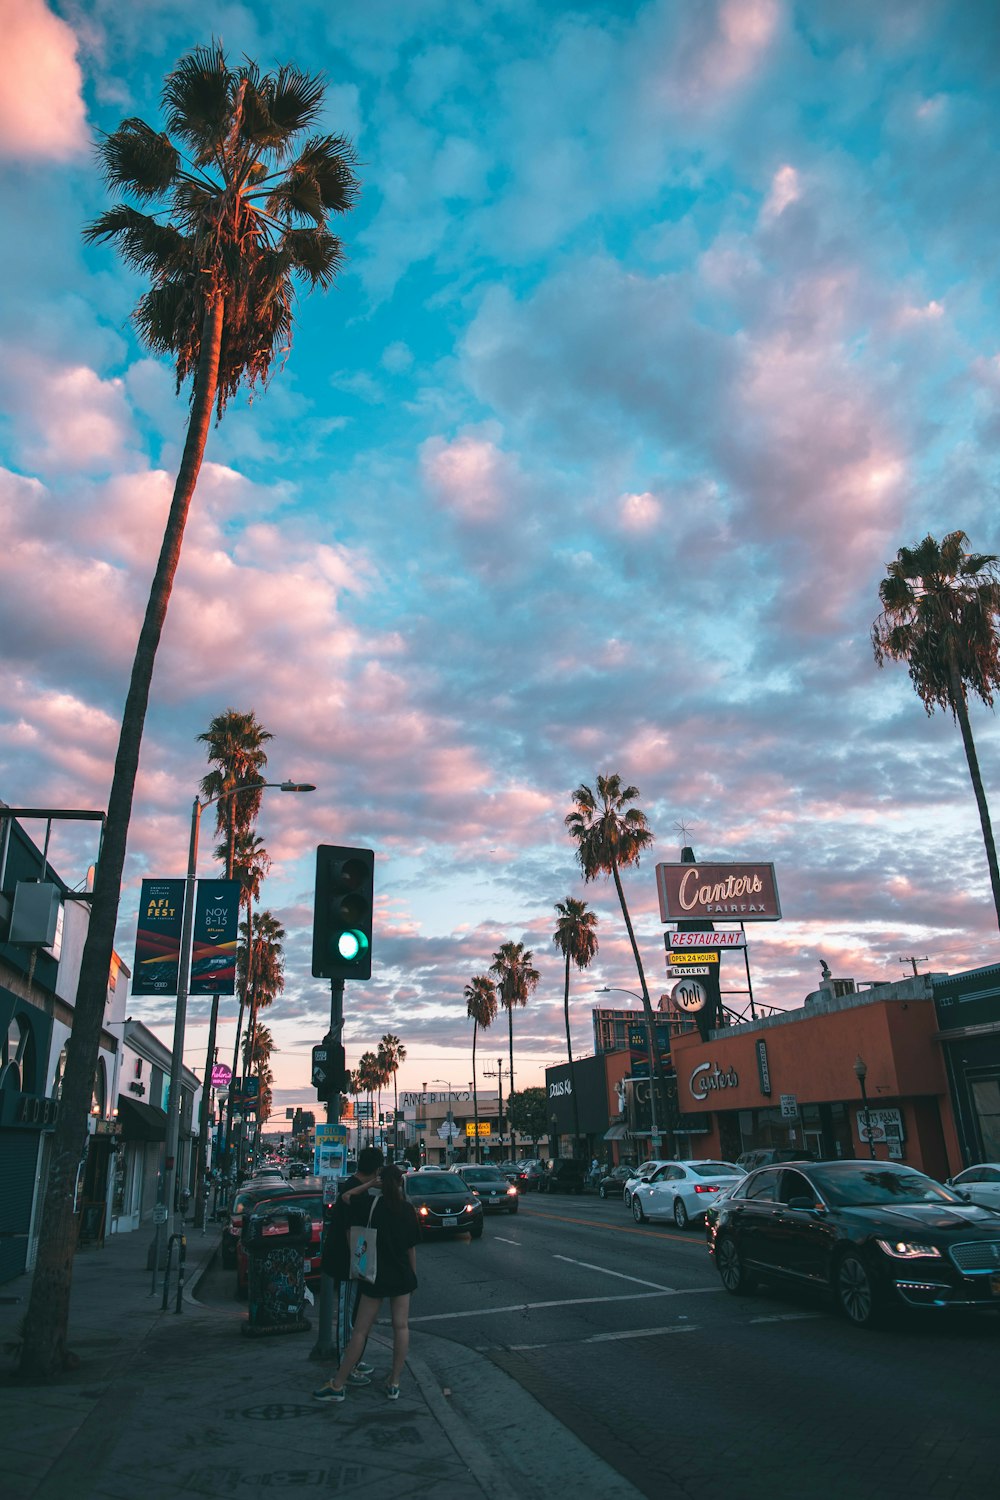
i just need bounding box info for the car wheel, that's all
[835,1252,881,1328]
[623,1189,631,1206]
[715,1234,757,1295]
[599,1184,608,1199]
[673,1198,689,1230]
[470,1220,484,1240]
[632,1196,646,1223]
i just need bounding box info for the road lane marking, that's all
[525,1206,696,1244]
[586,1324,699,1343]
[409,1289,715,1324]
[748,1312,821,1324]
[493,1236,520,1245]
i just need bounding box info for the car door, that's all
[642,1165,682,1218]
[725,1168,781,1268]
[955,1166,1000,1210]
[768,1168,835,1283]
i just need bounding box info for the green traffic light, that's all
[338,930,361,961]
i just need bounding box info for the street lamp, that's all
[595,987,662,1151]
[853,1055,877,1160]
[433,1079,459,1165]
[163,778,316,1241]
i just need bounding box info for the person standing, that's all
[315,1146,383,1385]
[313,1164,419,1403]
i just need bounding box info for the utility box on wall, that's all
[10,881,61,947]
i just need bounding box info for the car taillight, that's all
[694,1184,719,1193]
[311,1221,322,1234]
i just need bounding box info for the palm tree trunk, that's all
[393,1072,399,1158]
[472,1023,480,1164]
[18,294,225,1380]
[611,862,669,1149]
[952,665,1000,931]
[563,951,582,1158]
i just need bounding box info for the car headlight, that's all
[875,1239,942,1260]
[464,1203,475,1213]
[507,1186,517,1196]
[418,1206,429,1217]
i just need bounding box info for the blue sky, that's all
[3,0,1000,1116]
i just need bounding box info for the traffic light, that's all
[312,845,375,980]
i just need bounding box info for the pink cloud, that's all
[0,0,88,161]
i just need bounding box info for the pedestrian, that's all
[312,1164,419,1404]
[315,1145,383,1384]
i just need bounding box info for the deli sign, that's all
[656,862,781,922]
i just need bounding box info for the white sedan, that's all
[622,1160,673,1207]
[947,1163,1000,1211]
[631,1160,744,1229]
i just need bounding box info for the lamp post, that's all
[853,1055,877,1160]
[595,986,662,1153]
[433,1079,459,1165]
[163,778,315,1243]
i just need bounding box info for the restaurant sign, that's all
[656,862,781,922]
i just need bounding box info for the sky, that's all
[3,0,1000,1121]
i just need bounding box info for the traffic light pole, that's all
[312,976,345,1361]
[325,977,345,1124]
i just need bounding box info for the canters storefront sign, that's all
[656,862,781,922]
[689,1061,740,1101]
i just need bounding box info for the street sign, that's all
[780,1093,798,1119]
[152,1204,168,1224]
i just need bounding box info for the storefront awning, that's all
[118,1097,168,1141]
[603,1123,629,1140]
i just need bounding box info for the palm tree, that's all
[193,709,272,1224]
[552,898,599,1158]
[464,976,498,1164]
[565,774,668,1136]
[21,46,359,1378]
[489,941,540,1160]
[873,530,1000,930]
[235,907,283,1176]
[378,1034,406,1157]
[223,830,270,1178]
[357,1051,382,1146]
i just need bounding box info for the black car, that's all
[405,1170,485,1238]
[708,1159,1000,1327]
[597,1164,636,1200]
[450,1164,519,1213]
[538,1158,586,1194]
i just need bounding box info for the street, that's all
[216,1189,1000,1499]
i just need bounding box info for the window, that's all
[779,1170,816,1204]
[955,1167,983,1184]
[744,1169,780,1202]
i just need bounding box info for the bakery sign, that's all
[656,862,781,922]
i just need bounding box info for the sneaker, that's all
[312,1381,346,1404]
[384,1383,400,1401]
[348,1370,372,1386]
[356,1360,375,1375]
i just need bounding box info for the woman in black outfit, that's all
[313,1164,419,1403]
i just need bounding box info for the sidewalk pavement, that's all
[0,1223,643,1500]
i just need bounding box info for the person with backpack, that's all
[312,1164,419,1403]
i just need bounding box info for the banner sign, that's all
[755,1039,771,1096]
[133,879,185,995]
[656,862,781,922]
[189,879,239,995]
[211,1063,233,1089]
[668,950,720,967]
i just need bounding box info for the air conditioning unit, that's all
[10,881,61,947]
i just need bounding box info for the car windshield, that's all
[461,1169,505,1183]
[810,1165,958,1207]
[410,1175,464,1195]
[692,1164,741,1177]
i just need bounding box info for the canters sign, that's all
[656,862,781,922]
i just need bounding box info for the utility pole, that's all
[484,1059,509,1157]
[898,956,928,977]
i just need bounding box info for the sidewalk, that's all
[0,1225,642,1500]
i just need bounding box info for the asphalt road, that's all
[203,1192,1000,1499]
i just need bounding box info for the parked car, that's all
[450,1164,519,1212]
[946,1164,1000,1212]
[518,1160,546,1191]
[235,1182,325,1298]
[622,1160,673,1207]
[708,1159,1000,1326]
[221,1180,294,1268]
[597,1165,636,1200]
[405,1170,485,1238]
[538,1158,586,1194]
[736,1147,817,1172]
[631,1160,744,1229]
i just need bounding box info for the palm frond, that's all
[82,204,188,277]
[97,119,180,199]
[162,42,233,165]
[281,227,345,288]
